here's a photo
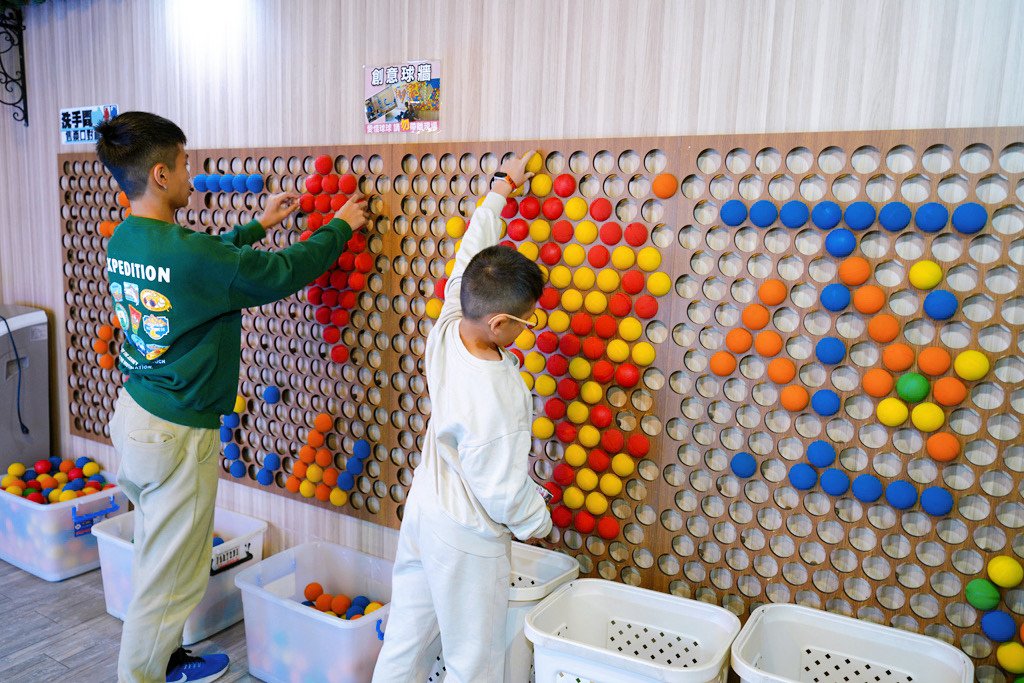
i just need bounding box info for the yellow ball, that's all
[599,473,623,496]
[446,216,466,238]
[911,402,944,432]
[499,220,507,238]
[578,425,600,448]
[584,291,607,314]
[48,489,61,503]
[569,358,592,380]
[526,153,544,174]
[476,196,485,207]
[576,468,598,491]
[563,486,584,509]
[549,266,572,288]
[575,220,598,244]
[564,444,587,467]
[426,298,443,319]
[82,462,100,477]
[988,555,1024,588]
[6,486,22,496]
[534,309,548,329]
[631,342,656,366]
[533,417,555,439]
[525,352,546,373]
[530,220,551,242]
[548,310,570,333]
[365,601,383,614]
[329,487,348,506]
[597,269,621,292]
[580,381,604,405]
[997,642,1024,674]
[54,472,68,485]
[537,264,549,282]
[647,272,671,296]
[876,398,909,427]
[59,490,78,502]
[445,259,455,277]
[572,267,596,290]
[7,463,25,477]
[565,197,588,221]
[908,260,943,289]
[233,395,246,413]
[518,241,539,261]
[612,453,635,477]
[561,289,583,312]
[455,238,463,251]
[520,372,535,390]
[567,401,590,424]
[607,339,630,362]
[299,480,316,498]
[515,328,536,350]
[563,244,585,267]
[637,247,662,272]
[305,463,323,483]
[954,350,989,381]
[585,491,609,515]
[535,375,556,396]
[611,246,636,270]
[530,173,552,197]
[1,474,17,488]
[618,317,643,342]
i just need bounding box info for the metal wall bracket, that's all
[0,7,27,126]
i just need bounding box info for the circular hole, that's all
[961,143,993,173]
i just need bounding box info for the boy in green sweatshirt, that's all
[95,111,369,683]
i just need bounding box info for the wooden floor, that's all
[0,560,258,683]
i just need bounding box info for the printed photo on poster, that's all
[60,104,118,145]
[363,60,440,134]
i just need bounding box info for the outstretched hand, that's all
[257,192,300,229]
[492,151,537,196]
[336,190,370,231]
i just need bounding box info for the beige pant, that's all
[110,389,219,683]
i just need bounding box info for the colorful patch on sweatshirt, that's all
[145,344,169,361]
[124,282,140,305]
[140,289,171,312]
[114,303,129,330]
[129,333,147,354]
[129,305,141,334]
[142,314,169,340]
[110,282,123,302]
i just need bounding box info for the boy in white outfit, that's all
[373,151,552,683]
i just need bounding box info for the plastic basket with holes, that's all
[730,604,973,683]
[524,578,740,682]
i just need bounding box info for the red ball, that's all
[25,479,40,490]
[299,194,316,213]
[590,405,613,429]
[27,492,45,504]
[593,360,615,383]
[559,334,581,357]
[347,233,367,253]
[500,240,516,249]
[608,293,632,317]
[542,197,564,220]
[635,295,659,319]
[601,429,624,453]
[337,252,356,271]
[299,230,313,242]
[305,175,323,195]
[68,468,84,481]
[545,398,567,420]
[537,331,559,354]
[507,218,529,241]
[323,326,341,344]
[587,448,610,472]
[628,434,651,458]
[330,309,350,327]
[594,315,618,339]
[33,460,51,475]
[321,174,340,194]
[552,505,572,528]
[553,463,575,486]
[555,422,578,443]
[622,270,645,294]
[574,510,596,533]
[315,272,331,287]
[331,194,348,212]
[330,345,349,363]
[314,155,333,175]
[588,245,610,268]
[509,348,525,367]
[544,482,562,504]
[315,194,332,213]
[330,270,347,290]
[557,378,580,401]
[315,306,332,325]
[540,243,562,266]
[347,272,365,291]
[615,363,640,388]
[596,516,619,539]
[552,220,574,243]
[546,355,569,377]
[434,278,448,299]
[339,174,358,194]
[600,222,622,245]
[590,198,613,221]
[307,213,324,231]
[339,291,357,309]
[571,313,594,336]
[322,290,339,307]
[582,337,605,360]
[519,196,541,219]
[539,287,561,310]
[354,253,374,273]
[553,174,577,197]
[501,198,518,219]
[624,222,648,246]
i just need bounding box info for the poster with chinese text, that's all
[364,61,440,134]
[60,104,118,145]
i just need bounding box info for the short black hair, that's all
[462,246,544,320]
[95,111,187,199]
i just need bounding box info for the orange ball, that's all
[92,338,109,354]
[307,430,325,449]
[652,173,678,199]
[918,347,951,376]
[97,324,114,341]
[758,279,787,306]
[927,432,960,462]
[726,328,753,354]
[315,448,333,468]
[99,221,116,238]
[862,368,894,397]
[742,304,770,330]
[933,376,968,406]
[116,191,130,208]
[331,594,352,614]
[99,354,116,370]
[867,314,899,343]
[315,483,331,501]
[882,343,915,372]
[314,593,334,611]
[292,462,308,479]
[59,460,74,473]
[838,256,871,286]
[285,475,301,493]
[780,385,809,411]
[112,312,122,329]
[710,351,737,376]
[314,413,333,433]
[853,285,885,314]
[304,582,324,601]
[322,467,339,487]
[298,445,316,464]
[767,358,796,384]
[754,330,783,357]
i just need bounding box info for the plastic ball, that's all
[951,202,987,234]
[731,452,756,478]
[806,440,836,468]
[222,175,238,192]
[811,201,842,230]
[229,461,247,478]
[566,401,589,424]
[596,517,619,540]
[81,462,100,477]
[749,200,778,227]
[223,444,240,461]
[256,469,274,486]
[779,201,809,228]
[788,463,817,490]
[652,173,678,200]
[997,643,1024,675]
[876,397,908,426]
[895,373,930,403]
[551,505,572,528]
[264,453,282,471]
[646,272,671,296]
[852,285,885,314]
[820,469,850,496]
[601,430,624,453]
[575,468,598,492]
[920,486,954,517]
[915,202,949,232]
[811,390,840,417]
[989,556,1024,588]
[599,473,622,496]
[878,202,912,232]
[574,510,596,534]
[563,486,584,510]
[820,284,850,312]
[726,328,753,354]
[966,578,1002,610]
[954,350,989,381]
[923,289,958,320]
[815,337,846,364]
[918,346,952,376]
[867,314,900,343]
[532,417,554,440]
[852,474,883,503]
[933,377,968,407]
[780,385,809,411]
[709,351,736,376]
[585,492,608,516]
[825,228,857,257]
[881,343,915,372]
[263,386,281,404]
[636,247,661,272]
[615,364,640,388]
[885,480,917,509]
[611,453,635,477]
[193,175,208,192]
[927,432,961,462]
[742,304,770,330]
[844,201,876,230]
[982,610,1017,643]
[911,402,944,432]
[565,197,587,221]
[908,260,943,289]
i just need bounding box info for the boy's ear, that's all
[151,163,169,192]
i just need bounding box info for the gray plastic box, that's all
[0,304,50,471]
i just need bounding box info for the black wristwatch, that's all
[491,172,517,191]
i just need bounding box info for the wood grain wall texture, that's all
[0,0,1022,561]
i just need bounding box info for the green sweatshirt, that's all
[105,215,352,428]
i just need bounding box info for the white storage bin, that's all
[731,603,973,683]
[422,541,579,682]
[0,472,126,581]
[235,541,394,683]
[92,506,266,645]
[525,578,740,683]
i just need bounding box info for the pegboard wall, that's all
[61,128,1024,679]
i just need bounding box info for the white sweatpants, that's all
[372,498,512,683]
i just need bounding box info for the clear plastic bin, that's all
[235,541,394,683]
[525,578,740,683]
[92,506,266,645]
[731,603,973,683]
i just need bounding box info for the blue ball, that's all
[981,610,1017,643]
[302,600,314,607]
[915,202,949,232]
[352,595,370,609]
[346,458,364,476]
[206,174,222,192]
[193,174,208,192]
[789,463,818,490]
[720,200,747,227]
[780,201,809,228]
[920,486,954,517]
[354,439,372,460]
[731,452,757,478]
[952,202,987,234]
[246,174,264,193]
[825,228,856,257]
[219,426,234,443]
[222,412,240,429]
[820,468,850,496]
[256,468,274,486]
[812,201,842,230]
[66,479,85,491]
[338,472,355,491]
[885,480,918,509]
[219,175,236,192]
[811,389,841,417]
[923,290,958,321]
[749,200,778,228]
[229,460,247,478]
[815,337,846,364]
[212,536,224,547]
[263,453,281,471]
[41,487,55,499]
[75,456,92,468]
[807,440,836,468]
[820,283,851,312]
[852,474,883,502]
[223,443,240,461]
[231,175,248,193]
[879,202,912,232]
[88,474,107,486]
[49,456,62,469]
[345,605,364,619]
[844,201,876,230]
[263,386,281,404]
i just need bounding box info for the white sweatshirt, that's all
[407,191,552,551]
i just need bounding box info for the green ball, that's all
[966,578,1001,610]
[896,373,930,403]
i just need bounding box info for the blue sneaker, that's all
[165,647,229,683]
